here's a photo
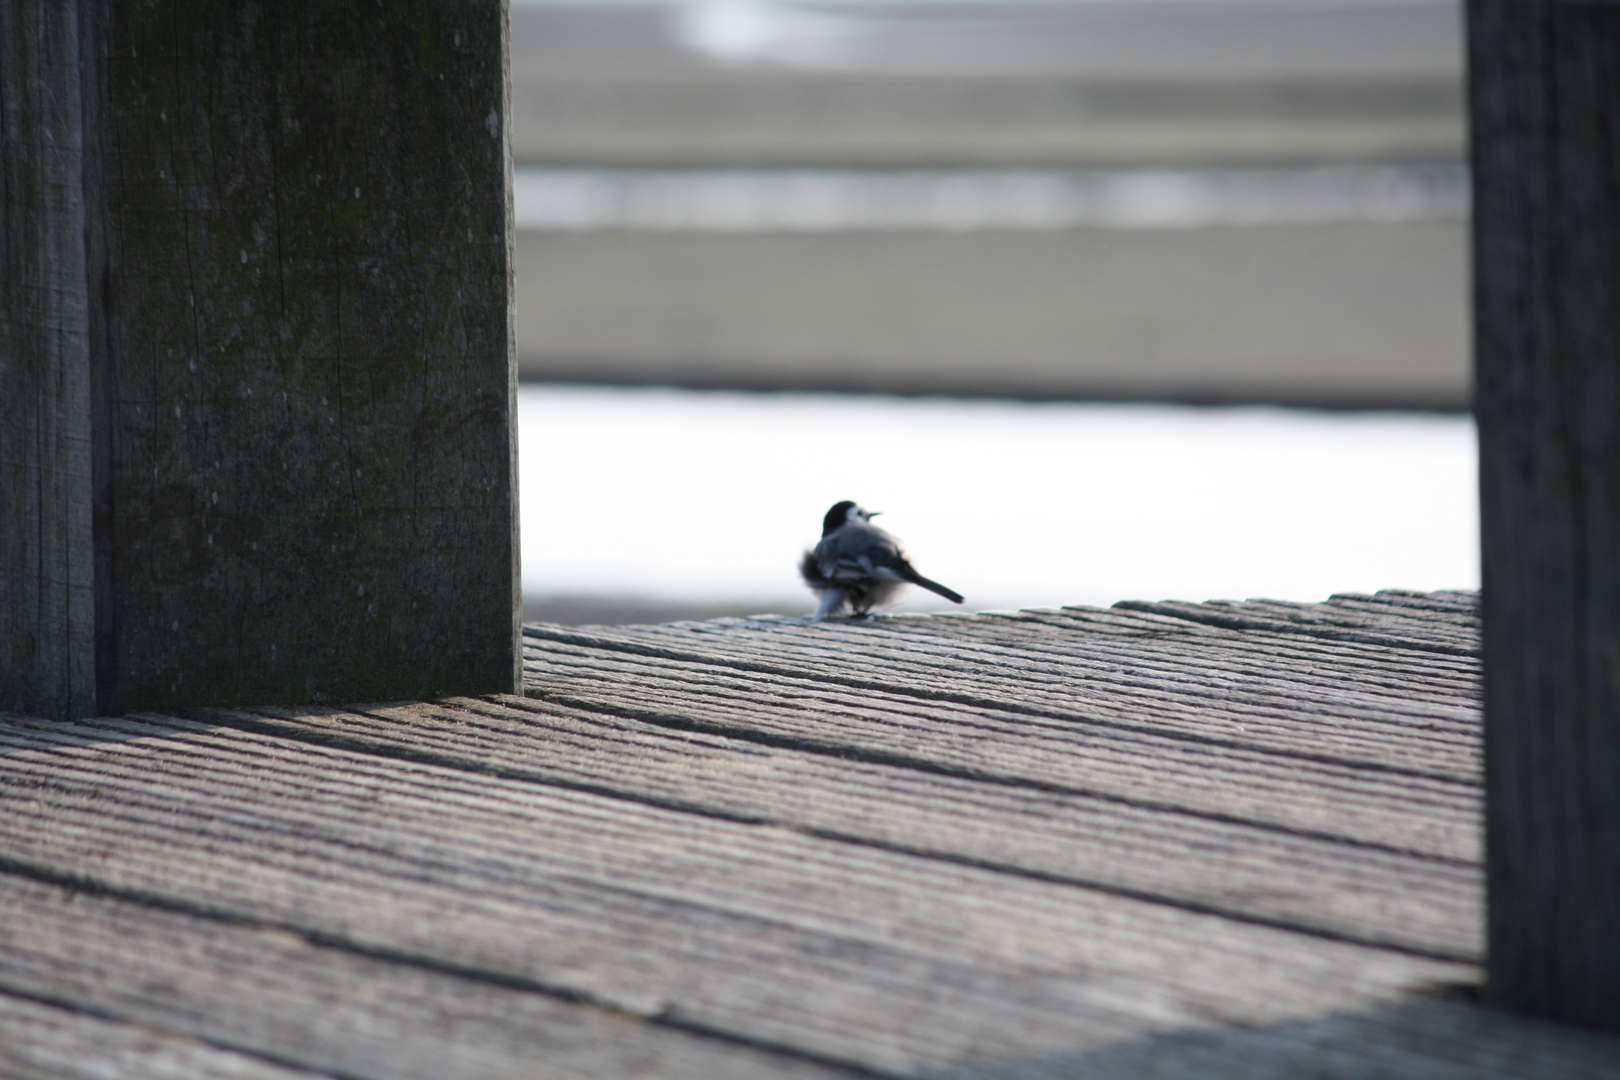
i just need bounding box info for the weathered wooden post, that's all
[2,1,519,720]
[1471,0,1620,1028]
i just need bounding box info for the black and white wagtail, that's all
[800,500,965,619]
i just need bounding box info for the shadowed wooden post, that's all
[1,1,97,722]
[2,0,519,718]
[1470,0,1620,1029]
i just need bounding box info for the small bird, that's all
[800,500,964,619]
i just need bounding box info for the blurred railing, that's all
[509,0,1468,409]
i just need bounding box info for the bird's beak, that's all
[868,511,883,518]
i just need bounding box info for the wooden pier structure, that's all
[7,0,1620,1074]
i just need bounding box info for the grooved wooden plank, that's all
[1166,601,1484,654]
[1112,598,1479,656]
[1211,593,1482,633]
[520,641,1481,860]
[0,712,1471,1075]
[0,875,845,1080]
[623,610,1482,712]
[2,591,1613,1075]
[522,612,1482,781]
[211,695,1483,959]
[1324,593,1482,626]
[848,603,1480,688]
[593,603,1480,694]
[1326,590,1484,617]
[0,990,321,1080]
[528,624,1480,749]
[2,879,1609,1080]
[810,610,1482,723]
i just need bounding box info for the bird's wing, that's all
[815,524,905,582]
[812,522,962,605]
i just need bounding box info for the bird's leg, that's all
[814,588,846,620]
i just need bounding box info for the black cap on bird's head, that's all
[822,500,879,536]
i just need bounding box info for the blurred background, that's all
[511,0,1475,624]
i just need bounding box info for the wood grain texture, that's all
[1470,0,1620,1029]
[0,710,1474,1073]
[512,641,1482,850]
[0,989,317,1080]
[3,1,520,715]
[518,630,1480,784]
[0,875,843,1080]
[520,598,1484,863]
[0,0,96,722]
[4,591,1618,1077]
[216,694,1483,959]
[84,0,519,711]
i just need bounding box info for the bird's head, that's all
[822,500,879,536]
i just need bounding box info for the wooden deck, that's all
[3,589,1618,1078]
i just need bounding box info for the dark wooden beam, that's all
[2,0,519,717]
[1471,0,1620,1029]
[0,1,98,721]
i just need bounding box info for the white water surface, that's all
[519,384,1478,615]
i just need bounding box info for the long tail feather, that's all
[904,569,964,604]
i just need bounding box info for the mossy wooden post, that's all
[2,0,519,718]
[1470,0,1620,1029]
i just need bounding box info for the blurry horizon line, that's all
[513,162,1467,233]
[509,377,1474,417]
[513,0,1444,8]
